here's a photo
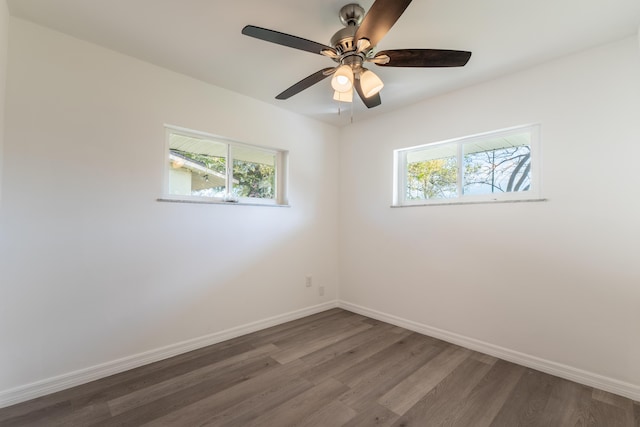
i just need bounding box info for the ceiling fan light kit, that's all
[242,0,472,112]
[331,64,354,93]
[360,69,384,97]
[333,88,354,103]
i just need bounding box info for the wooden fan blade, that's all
[354,78,382,108]
[276,68,335,100]
[242,25,334,56]
[375,49,472,67]
[354,0,412,48]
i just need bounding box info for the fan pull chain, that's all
[335,100,354,124]
[351,100,354,124]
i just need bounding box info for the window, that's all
[163,126,288,205]
[394,124,541,205]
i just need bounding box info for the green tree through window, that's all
[233,159,275,199]
[406,158,457,199]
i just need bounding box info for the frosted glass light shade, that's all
[360,69,384,97]
[331,65,354,93]
[333,88,353,102]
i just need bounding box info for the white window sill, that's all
[157,198,290,208]
[391,198,547,208]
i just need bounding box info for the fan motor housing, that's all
[330,26,357,53]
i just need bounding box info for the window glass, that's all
[168,134,227,198]
[395,125,540,206]
[232,146,276,200]
[406,144,457,200]
[164,127,287,205]
[463,132,531,195]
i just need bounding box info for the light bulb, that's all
[333,88,353,103]
[360,69,384,98]
[331,65,354,93]
[336,75,349,85]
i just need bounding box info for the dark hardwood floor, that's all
[1,308,638,426]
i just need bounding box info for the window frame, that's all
[162,125,288,206]
[393,124,542,206]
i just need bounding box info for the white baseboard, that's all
[338,301,640,402]
[0,300,339,409]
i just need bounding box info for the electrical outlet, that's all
[305,275,312,287]
[319,286,325,296]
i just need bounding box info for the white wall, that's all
[0,0,8,202]
[0,18,339,396]
[339,37,640,389]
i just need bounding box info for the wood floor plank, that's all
[335,332,443,387]
[271,323,372,364]
[1,308,638,426]
[587,398,635,427]
[338,338,446,412]
[296,399,357,427]
[443,359,526,427]
[342,403,399,427]
[107,343,279,416]
[378,345,471,415]
[361,318,387,326]
[237,309,358,348]
[45,402,112,427]
[243,378,348,427]
[489,368,559,426]
[1,401,111,427]
[301,322,398,367]
[270,313,368,351]
[139,359,310,426]
[470,351,498,366]
[538,379,593,427]
[593,389,636,411]
[203,376,314,427]
[301,327,412,385]
[0,399,73,427]
[391,357,493,426]
[96,356,280,426]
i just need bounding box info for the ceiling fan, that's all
[241,0,472,109]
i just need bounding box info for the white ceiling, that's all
[7,0,640,127]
